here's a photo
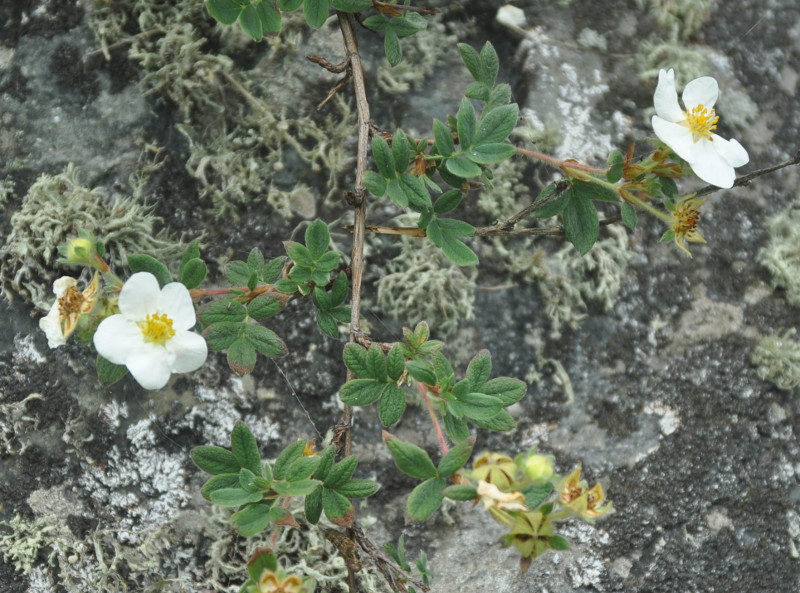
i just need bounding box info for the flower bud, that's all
[524,454,554,483]
[66,236,94,263]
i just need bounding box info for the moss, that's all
[375,215,476,336]
[759,198,800,307]
[0,164,181,309]
[751,329,800,391]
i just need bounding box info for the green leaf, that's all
[386,344,406,381]
[304,0,329,28]
[335,479,380,498]
[314,250,340,273]
[466,350,491,390]
[127,254,172,287]
[456,98,477,148]
[273,478,321,496]
[523,482,554,509]
[232,503,281,537]
[206,0,243,25]
[473,104,519,146]
[571,179,619,203]
[372,135,396,179]
[464,80,490,102]
[481,377,526,406]
[439,234,478,266]
[445,156,482,179]
[384,29,402,66]
[383,432,438,479]
[204,321,243,351]
[314,446,336,481]
[96,354,127,385]
[243,324,287,357]
[392,129,411,174]
[330,272,348,305]
[324,456,358,489]
[405,360,437,386]
[273,440,306,480]
[443,413,471,442]
[362,14,389,31]
[458,43,482,81]
[201,300,248,324]
[364,170,387,196]
[471,409,516,431]
[433,190,462,215]
[437,436,475,477]
[256,0,281,34]
[330,0,372,10]
[224,260,252,286]
[465,143,516,164]
[606,150,624,183]
[531,183,569,218]
[442,484,478,501]
[279,0,303,10]
[316,310,339,338]
[378,384,406,426]
[192,446,241,475]
[239,4,264,41]
[365,344,388,380]
[227,337,257,375]
[262,256,285,284]
[322,488,352,520]
[563,193,599,255]
[659,176,678,198]
[456,392,502,419]
[305,220,330,260]
[247,295,282,320]
[433,119,455,157]
[486,83,512,111]
[386,177,408,209]
[231,423,262,475]
[406,477,446,522]
[339,379,391,406]
[479,41,499,85]
[210,488,263,508]
[438,218,475,237]
[304,486,323,523]
[549,535,570,551]
[201,473,240,500]
[390,12,427,36]
[621,201,638,229]
[246,549,278,583]
[343,343,369,377]
[285,456,322,482]
[399,173,431,209]
[179,258,207,289]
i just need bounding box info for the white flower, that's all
[93,272,207,390]
[40,274,99,349]
[651,68,749,188]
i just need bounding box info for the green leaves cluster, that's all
[340,322,527,438]
[364,42,519,266]
[192,423,378,535]
[383,432,475,521]
[363,10,428,66]
[199,248,287,375]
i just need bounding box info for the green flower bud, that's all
[524,454,553,483]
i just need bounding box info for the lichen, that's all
[751,329,800,391]
[759,198,800,307]
[636,39,709,85]
[506,224,632,338]
[0,164,181,309]
[375,216,477,336]
[636,0,716,40]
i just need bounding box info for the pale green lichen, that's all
[0,165,181,309]
[375,216,476,336]
[759,199,800,307]
[506,224,632,338]
[636,0,716,40]
[636,40,709,85]
[751,329,800,391]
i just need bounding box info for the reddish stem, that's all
[517,147,607,174]
[418,383,449,454]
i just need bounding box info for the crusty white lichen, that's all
[759,199,800,308]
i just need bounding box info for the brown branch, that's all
[351,524,431,593]
[694,150,800,197]
[317,72,353,111]
[307,55,349,73]
[374,1,440,16]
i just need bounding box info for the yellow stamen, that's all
[672,201,702,236]
[684,104,719,141]
[139,313,176,344]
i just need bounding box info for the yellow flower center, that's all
[139,313,176,344]
[684,104,719,141]
[58,286,86,318]
[672,202,701,236]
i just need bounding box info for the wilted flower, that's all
[39,273,99,348]
[471,452,518,489]
[93,272,207,390]
[664,197,707,257]
[501,511,555,561]
[651,68,749,188]
[476,480,528,512]
[558,467,613,522]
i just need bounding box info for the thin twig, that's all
[374,1,440,16]
[694,150,800,197]
[307,55,349,73]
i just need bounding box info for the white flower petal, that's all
[39,304,66,349]
[167,331,208,373]
[712,136,749,167]
[682,76,718,110]
[93,315,143,365]
[53,276,77,298]
[119,272,161,320]
[653,69,684,122]
[127,346,173,390]
[689,142,736,188]
[652,116,698,162]
[158,282,196,331]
